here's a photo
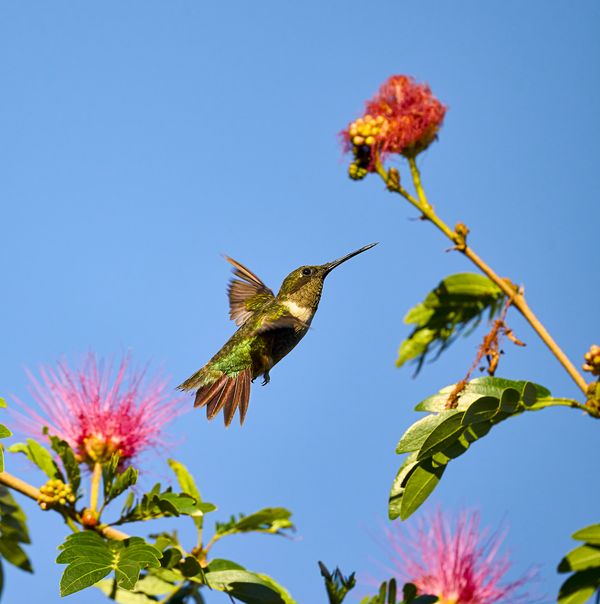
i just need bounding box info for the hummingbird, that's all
[178,243,377,426]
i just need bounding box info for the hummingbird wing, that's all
[225,256,275,326]
[256,314,308,333]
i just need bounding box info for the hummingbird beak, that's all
[322,242,378,276]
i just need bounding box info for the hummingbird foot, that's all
[261,372,270,386]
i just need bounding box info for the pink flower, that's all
[384,511,530,603]
[18,353,184,466]
[343,75,446,166]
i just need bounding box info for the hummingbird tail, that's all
[193,369,252,427]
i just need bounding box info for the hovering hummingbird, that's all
[178,243,377,426]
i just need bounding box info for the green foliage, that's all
[168,459,202,503]
[318,561,356,604]
[168,458,205,535]
[102,455,139,506]
[56,532,161,596]
[558,523,600,603]
[3,425,293,601]
[47,433,81,495]
[204,558,296,604]
[8,439,61,480]
[389,377,573,520]
[214,507,294,538]
[10,434,83,501]
[360,579,438,604]
[116,483,216,525]
[0,485,32,581]
[397,273,505,372]
[0,397,12,472]
[96,573,207,604]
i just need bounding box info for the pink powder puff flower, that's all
[384,510,531,604]
[342,75,446,168]
[17,353,184,467]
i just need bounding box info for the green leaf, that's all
[0,541,32,573]
[168,459,201,502]
[117,483,215,525]
[558,568,600,604]
[256,573,297,604]
[402,583,417,602]
[521,381,538,406]
[415,377,550,412]
[461,396,500,425]
[57,532,161,596]
[416,412,466,461]
[159,547,182,570]
[359,579,437,604]
[499,387,520,413]
[0,487,32,572]
[400,460,445,521]
[206,568,293,604]
[0,426,12,439]
[558,545,600,572]
[134,574,177,595]
[215,507,294,538]
[109,466,139,503]
[359,580,388,604]
[396,412,459,454]
[556,522,600,602]
[180,555,204,579]
[47,435,81,494]
[167,458,210,544]
[573,524,600,545]
[96,578,163,603]
[0,487,30,545]
[397,273,505,372]
[101,454,139,506]
[207,558,245,572]
[8,439,61,480]
[389,453,419,520]
[391,376,556,520]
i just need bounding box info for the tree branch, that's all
[0,471,130,541]
[376,157,589,396]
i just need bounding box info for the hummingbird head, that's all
[277,243,378,314]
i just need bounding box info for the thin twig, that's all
[377,156,589,395]
[0,470,129,540]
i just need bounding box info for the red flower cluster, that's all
[343,75,446,176]
[384,511,531,604]
[18,353,184,466]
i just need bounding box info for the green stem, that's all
[202,533,220,556]
[89,461,102,514]
[529,398,589,412]
[378,155,589,397]
[64,515,80,533]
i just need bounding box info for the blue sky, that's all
[1,1,599,602]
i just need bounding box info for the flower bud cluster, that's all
[585,382,600,418]
[348,115,389,148]
[38,479,75,510]
[345,115,390,180]
[583,344,600,376]
[342,75,446,173]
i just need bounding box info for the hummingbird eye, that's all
[301,268,312,276]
